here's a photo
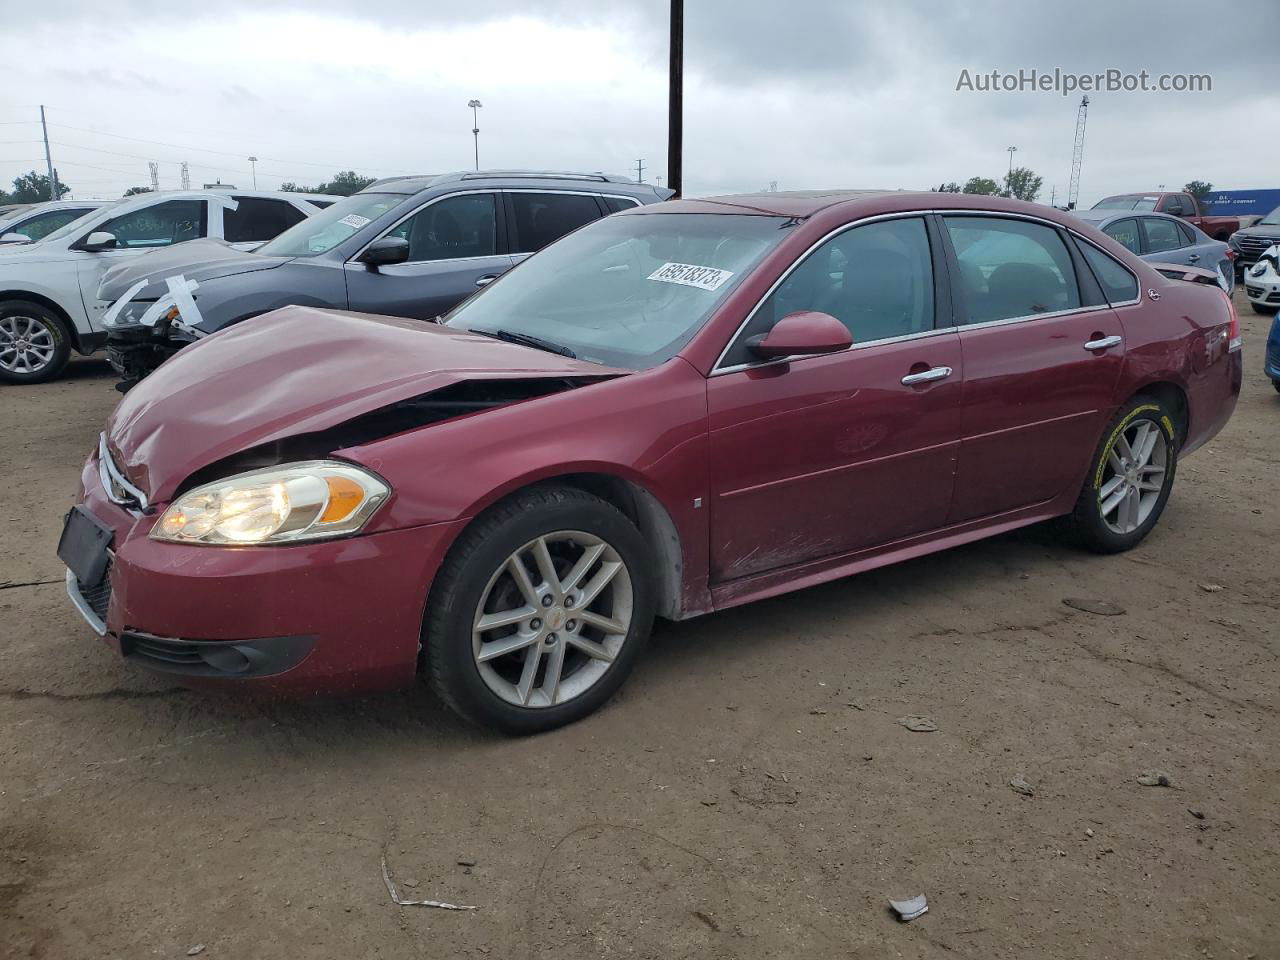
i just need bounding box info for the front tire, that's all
[0,301,71,384]
[1250,301,1278,315]
[424,486,655,734]
[1061,397,1179,554]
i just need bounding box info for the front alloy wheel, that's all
[473,532,634,708]
[0,302,71,384]
[425,485,654,734]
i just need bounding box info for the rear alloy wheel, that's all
[1061,397,1179,553]
[0,302,71,384]
[425,486,654,734]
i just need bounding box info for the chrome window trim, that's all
[711,211,937,375]
[98,433,148,511]
[347,189,502,265]
[1067,230,1143,308]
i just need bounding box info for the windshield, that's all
[444,212,794,370]
[257,192,406,257]
[1093,196,1138,210]
[1261,206,1280,226]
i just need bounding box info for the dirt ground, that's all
[1,288,1276,960]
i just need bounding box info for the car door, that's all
[504,191,609,266]
[342,191,513,320]
[706,216,963,581]
[941,214,1125,523]
[74,198,208,330]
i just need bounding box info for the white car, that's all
[1243,242,1280,315]
[0,199,109,245]
[0,189,337,383]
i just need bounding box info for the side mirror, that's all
[358,237,410,270]
[747,311,852,360]
[77,231,118,252]
[0,232,31,244]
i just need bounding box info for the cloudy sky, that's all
[3,0,1278,206]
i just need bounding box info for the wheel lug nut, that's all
[541,595,553,607]
[546,633,558,644]
[564,597,574,608]
[530,618,541,630]
[565,619,577,631]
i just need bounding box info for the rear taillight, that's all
[1226,247,1239,261]
[1222,288,1241,352]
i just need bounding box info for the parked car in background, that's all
[1243,241,1280,316]
[0,189,337,383]
[0,199,107,245]
[61,192,1240,732]
[1071,210,1235,291]
[1091,191,1241,241]
[1227,206,1280,276]
[97,171,673,388]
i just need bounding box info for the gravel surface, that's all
[1,288,1276,959]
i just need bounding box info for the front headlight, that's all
[151,461,389,545]
[104,296,179,330]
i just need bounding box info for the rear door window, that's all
[509,192,604,253]
[1102,218,1141,254]
[224,197,307,243]
[97,199,206,249]
[1141,217,1185,254]
[943,216,1081,323]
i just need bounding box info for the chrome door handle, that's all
[1187,254,1201,263]
[475,275,498,287]
[1084,335,1122,351]
[901,365,953,385]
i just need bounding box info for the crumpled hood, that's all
[97,238,291,302]
[106,305,629,502]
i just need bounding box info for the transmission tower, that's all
[1067,95,1089,210]
[180,162,190,190]
[148,161,160,192]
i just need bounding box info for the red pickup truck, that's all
[1091,192,1241,241]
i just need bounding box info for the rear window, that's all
[943,216,1081,323]
[1077,240,1139,304]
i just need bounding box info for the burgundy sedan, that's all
[61,192,1242,733]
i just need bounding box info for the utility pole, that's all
[1050,184,1057,206]
[39,105,59,200]
[148,162,160,192]
[1006,145,1017,179]
[635,159,645,183]
[248,156,258,189]
[468,100,483,171]
[667,0,683,197]
[180,162,190,190]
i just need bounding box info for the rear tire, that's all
[1059,396,1179,554]
[0,300,71,384]
[424,485,655,734]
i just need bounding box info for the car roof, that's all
[1072,209,1192,226]
[358,170,670,200]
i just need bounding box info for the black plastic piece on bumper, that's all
[119,631,316,679]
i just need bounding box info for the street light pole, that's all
[468,100,483,171]
[1006,145,1017,178]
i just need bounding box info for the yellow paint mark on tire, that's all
[1094,404,1161,490]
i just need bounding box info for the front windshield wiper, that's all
[471,327,577,359]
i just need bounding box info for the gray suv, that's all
[100,171,672,387]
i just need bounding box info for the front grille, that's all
[1236,235,1280,257]
[122,633,206,668]
[76,559,113,623]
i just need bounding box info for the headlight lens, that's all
[104,296,179,330]
[151,461,389,545]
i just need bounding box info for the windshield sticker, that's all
[338,213,371,229]
[647,262,734,291]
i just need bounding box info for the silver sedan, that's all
[1072,209,1235,292]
